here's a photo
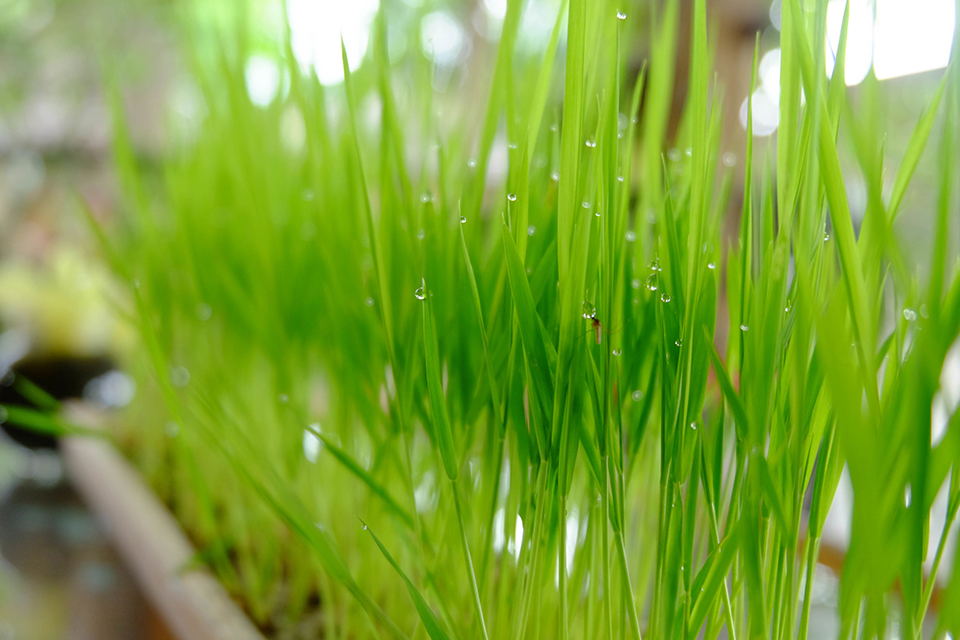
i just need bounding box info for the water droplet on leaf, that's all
[169,366,190,388]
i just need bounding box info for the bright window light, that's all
[824,0,955,85]
[286,0,379,86]
[740,47,782,136]
[826,0,874,85]
[482,0,507,20]
[874,0,955,80]
[420,10,466,67]
[245,55,281,107]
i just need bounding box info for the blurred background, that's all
[0,0,956,637]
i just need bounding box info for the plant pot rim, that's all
[62,432,266,640]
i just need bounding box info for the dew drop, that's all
[685,147,693,157]
[645,274,659,291]
[707,262,716,270]
[581,300,597,319]
[903,308,917,322]
[632,390,643,401]
[668,148,681,162]
[417,229,425,240]
[362,523,368,531]
[594,211,601,218]
[551,171,560,181]
[415,286,426,301]
[164,422,179,438]
[195,303,212,321]
[527,225,536,236]
[675,339,682,346]
[279,393,289,404]
[647,258,662,272]
[507,193,518,202]
[625,230,636,242]
[582,201,592,209]
[420,193,431,203]
[616,10,626,20]
[467,157,477,168]
[689,422,697,430]
[169,366,190,388]
[585,139,597,148]
[508,142,518,150]
[823,233,831,242]
[722,152,737,167]
[740,324,750,332]
[365,297,375,307]
[631,278,641,289]
[613,349,622,356]
[460,215,467,223]
[617,175,625,183]
[660,293,672,303]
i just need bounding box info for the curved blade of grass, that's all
[304,425,414,530]
[887,76,947,222]
[687,526,741,639]
[364,522,452,640]
[421,284,458,481]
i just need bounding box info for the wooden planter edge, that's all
[62,435,266,640]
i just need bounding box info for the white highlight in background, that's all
[825,0,874,85]
[873,0,955,80]
[287,0,379,85]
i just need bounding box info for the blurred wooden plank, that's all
[62,436,265,640]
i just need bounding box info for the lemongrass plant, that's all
[89,0,960,638]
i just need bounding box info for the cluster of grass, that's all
[88,0,960,637]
